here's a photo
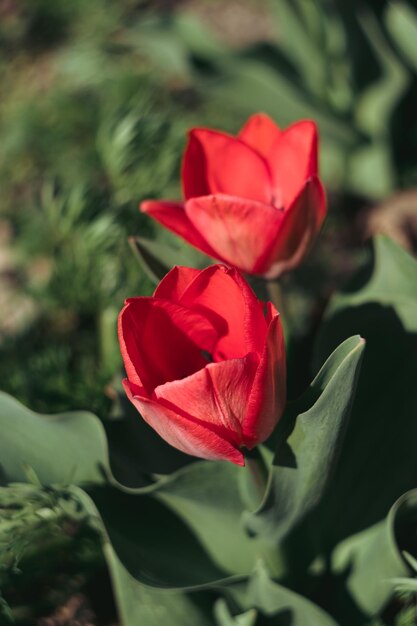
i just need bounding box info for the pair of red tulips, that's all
[118,113,327,465]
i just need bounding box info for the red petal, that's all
[185,193,284,274]
[140,200,218,260]
[243,305,286,446]
[178,265,267,361]
[181,131,212,200]
[268,120,318,209]
[238,113,282,160]
[154,266,201,300]
[118,298,218,395]
[262,176,327,279]
[182,129,272,203]
[123,379,244,465]
[154,354,259,445]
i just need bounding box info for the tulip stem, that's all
[241,447,269,510]
[266,279,284,313]
[266,279,288,336]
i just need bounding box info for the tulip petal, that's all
[185,194,284,274]
[178,265,267,360]
[154,266,201,300]
[140,200,218,260]
[238,113,282,160]
[243,304,286,446]
[118,298,218,395]
[181,131,212,199]
[154,354,259,445]
[268,120,318,209]
[261,176,327,279]
[182,129,273,204]
[124,379,244,465]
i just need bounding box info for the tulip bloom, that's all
[118,265,286,465]
[141,113,326,278]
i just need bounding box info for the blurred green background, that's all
[1,0,417,622]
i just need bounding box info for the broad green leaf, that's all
[313,237,417,613]
[348,11,407,198]
[105,547,215,626]
[0,394,276,588]
[86,459,281,588]
[72,487,216,626]
[325,235,417,331]
[355,10,408,137]
[269,0,352,110]
[88,484,232,589]
[332,490,414,615]
[0,392,108,486]
[0,387,195,490]
[232,562,340,626]
[0,393,260,590]
[348,142,394,199]
[153,460,280,577]
[244,336,364,544]
[386,2,417,72]
[214,599,257,626]
[269,0,325,91]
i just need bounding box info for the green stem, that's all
[266,280,284,312]
[266,279,288,338]
[240,447,269,511]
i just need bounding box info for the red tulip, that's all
[141,113,326,278]
[118,265,286,465]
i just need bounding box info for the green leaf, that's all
[269,0,325,91]
[111,573,214,626]
[71,487,216,626]
[129,236,172,283]
[0,393,273,588]
[214,599,257,626]
[88,483,234,588]
[355,10,408,137]
[211,57,358,148]
[77,482,342,625]
[0,396,261,589]
[105,548,215,626]
[130,234,211,284]
[332,490,415,615]
[86,458,281,588]
[312,236,417,613]
[153,460,279,577]
[232,562,340,626]
[325,235,417,331]
[244,336,364,545]
[386,1,417,73]
[0,386,195,490]
[0,391,108,486]
[348,141,394,200]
